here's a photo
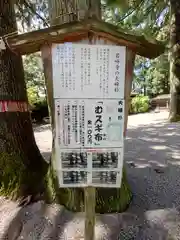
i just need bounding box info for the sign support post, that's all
[84,187,96,240]
[52,43,127,239]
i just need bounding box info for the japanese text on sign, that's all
[52,43,126,188]
[55,99,124,149]
[52,44,126,99]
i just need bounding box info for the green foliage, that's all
[23,53,48,122]
[33,99,47,108]
[30,99,49,122]
[0,152,25,199]
[133,56,149,95]
[130,95,150,114]
[146,53,169,96]
[134,54,169,97]
[23,53,46,106]
[105,0,169,37]
[15,0,48,31]
[27,86,39,106]
[104,0,170,97]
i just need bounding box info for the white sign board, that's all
[52,43,126,188]
[52,44,126,99]
[55,99,124,149]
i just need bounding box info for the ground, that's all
[1,110,180,239]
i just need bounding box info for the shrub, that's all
[27,87,39,107]
[130,95,150,114]
[30,99,49,123]
[27,87,49,123]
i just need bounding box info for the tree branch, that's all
[113,0,146,23]
[23,0,49,27]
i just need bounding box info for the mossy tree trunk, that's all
[43,0,132,213]
[0,0,48,202]
[169,0,180,122]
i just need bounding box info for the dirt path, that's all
[33,111,180,239]
[1,111,180,239]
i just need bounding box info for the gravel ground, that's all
[1,111,180,239]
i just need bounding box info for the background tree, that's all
[0,0,48,204]
[106,0,173,110]
[133,16,170,98]
[146,53,169,97]
[168,0,180,121]
[23,53,46,106]
[133,56,149,96]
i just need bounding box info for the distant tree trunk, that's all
[0,0,48,202]
[43,0,132,213]
[169,0,180,121]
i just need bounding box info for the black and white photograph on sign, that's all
[55,99,124,149]
[55,148,123,187]
[92,171,119,185]
[60,152,87,168]
[92,152,119,169]
[52,44,126,99]
[62,171,87,185]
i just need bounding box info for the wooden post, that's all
[84,187,96,240]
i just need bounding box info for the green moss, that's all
[168,114,180,122]
[1,150,132,213]
[0,152,25,199]
[95,169,132,213]
[117,170,132,211]
[0,152,48,200]
[45,166,85,211]
[44,164,58,202]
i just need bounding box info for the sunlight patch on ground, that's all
[167,127,176,130]
[164,132,180,136]
[137,158,147,161]
[125,137,133,140]
[168,161,180,166]
[148,161,167,167]
[171,153,180,160]
[144,208,180,238]
[127,162,151,168]
[150,145,169,150]
[139,137,166,143]
[135,164,151,168]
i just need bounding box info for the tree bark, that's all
[44,0,132,212]
[169,0,180,121]
[0,0,48,201]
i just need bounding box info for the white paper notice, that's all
[52,44,126,99]
[55,99,124,149]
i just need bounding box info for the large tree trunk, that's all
[169,0,180,122]
[0,0,48,202]
[43,0,132,213]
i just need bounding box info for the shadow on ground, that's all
[1,113,180,239]
[33,123,51,132]
[125,119,180,212]
[0,201,76,240]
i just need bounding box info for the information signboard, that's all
[52,43,126,188]
[55,99,124,149]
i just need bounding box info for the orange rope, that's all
[0,101,29,112]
